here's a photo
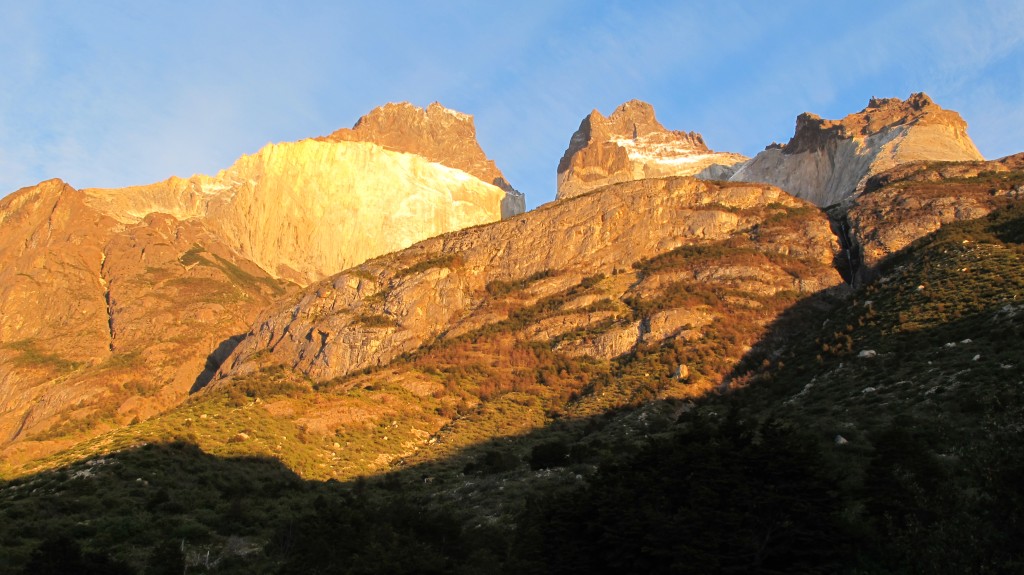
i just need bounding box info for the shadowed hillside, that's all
[2,203,1023,574]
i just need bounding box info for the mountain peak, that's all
[784,92,969,156]
[329,102,517,192]
[731,92,984,205]
[556,100,745,200]
[604,99,667,137]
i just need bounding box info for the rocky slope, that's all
[3,198,1022,575]
[326,102,526,218]
[556,100,748,200]
[730,93,983,207]
[5,173,841,483]
[0,102,522,465]
[838,152,1024,282]
[219,176,840,385]
[0,179,291,465]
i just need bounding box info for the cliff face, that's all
[220,176,841,383]
[0,181,115,362]
[556,100,747,200]
[83,139,510,286]
[327,102,526,217]
[731,93,984,206]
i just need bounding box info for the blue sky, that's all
[1,1,1022,209]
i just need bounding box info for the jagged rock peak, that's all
[556,100,747,200]
[558,100,709,174]
[730,92,983,206]
[326,102,524,216]
[783,92,971,155]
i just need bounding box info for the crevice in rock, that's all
[190,334,246,394]
[824,204,861,285]
[99,250,114,352]
[6,409,32,445]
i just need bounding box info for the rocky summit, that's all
[731,93,984,206]
[555,100,748,200]
[326,102,526,218]
[87,102,521,286]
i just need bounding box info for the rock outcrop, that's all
[843,152,1024,280]
[326,102,526,218]
[731,93,984,206]
[556,100,747,200]
[220,176,841,383]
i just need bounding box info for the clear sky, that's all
[1,1,1022,209]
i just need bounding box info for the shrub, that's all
[529,440,571,470]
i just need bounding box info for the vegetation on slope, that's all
[1,203,1022,573]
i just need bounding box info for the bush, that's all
[529,440,571,470]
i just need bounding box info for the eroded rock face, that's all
[731,93,984,206]
[326,102,526,218]
[83,138,509,285]
[845,153,1024,279]
[556,100,748,200]
[220,177,841,383]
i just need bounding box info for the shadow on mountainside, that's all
[3,204,1023,574]
[4,265,1024,574]
[5,314,1022,575]
[190,334,247,394]
[724,200,1024,402]
[0,401,861,575]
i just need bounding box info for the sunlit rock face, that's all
[83,139,509,285]
[326,101,526,218]
[555,100,748,200]
[0,179,290,465]
[220,176,841,383]
[730,93,984,207]
[0,102,518,464]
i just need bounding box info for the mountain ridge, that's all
[217,176,840,385]
[1,91,1023,574]
[0,102,521,464]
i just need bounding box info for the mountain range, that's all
[0,94,1021,574]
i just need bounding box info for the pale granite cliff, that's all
[84,139,508,285]
[730,93,984,206]
[327,101,526,217]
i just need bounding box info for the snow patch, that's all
[438,107,471,122]
[612,137,720,166]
